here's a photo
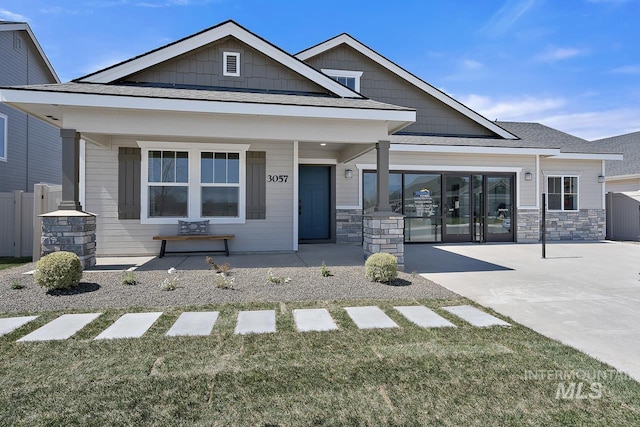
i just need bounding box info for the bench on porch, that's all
[153,220,234,258]
[152,235,234,258]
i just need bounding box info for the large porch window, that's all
[139,141,249,224]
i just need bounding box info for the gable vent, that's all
[223,52,240,77]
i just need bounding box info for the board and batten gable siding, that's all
[303,44,496,137]
[85,139,293,256]
[0,30,56,86]
[334,151,538,208]
[540,158,604,209]
[124,37,329,94]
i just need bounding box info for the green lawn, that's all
[1,298,639,425]
[0,257,31,271]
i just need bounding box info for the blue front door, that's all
[299,166,331,240]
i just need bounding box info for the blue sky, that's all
[1,0,639,140]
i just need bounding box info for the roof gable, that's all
[0,21,59,83]
[76,20,360,98]
[296,34,516,139]
[122,35,329,95]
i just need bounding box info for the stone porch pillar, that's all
[363,140,405,269]
[40,128,96,269]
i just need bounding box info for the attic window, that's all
[223,52,240,77]
[322,69,363,92]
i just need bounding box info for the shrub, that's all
[365,252,398,283]
[267,269,291,285]
[321,262,332,277]
[121,270,137,285]
[11,280,25,290]
[214,273,235,289]
[34,251,83,290]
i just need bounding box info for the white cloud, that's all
[0,8,29,21]
[538,109,640,140]
[462,59,484,70]
[610,64,640,74]
[535,47,587,62]
[480,0,537,37]
[459,94,566,121]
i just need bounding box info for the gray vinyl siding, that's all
[303,44,496,137]
[0,28,61,192]
[85,139,294,256]
[126,37,329,94]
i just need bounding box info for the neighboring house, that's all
[0,20,621,257]
[0,21,61,192]
[591,132,640,241]
[592,132,640,192]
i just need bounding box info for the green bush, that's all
[365,252,398,283]
[35,251,83,290]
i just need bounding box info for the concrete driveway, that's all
[406,241,640,383]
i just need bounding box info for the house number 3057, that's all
[267,175,288,183]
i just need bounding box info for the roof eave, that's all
[0,22,60,83]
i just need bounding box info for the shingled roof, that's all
[592,131,640,176]
[3,82,412,111]
[392,121,623,155]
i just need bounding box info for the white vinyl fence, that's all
[0,184,62,258]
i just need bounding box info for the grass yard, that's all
[0,257,32,272]
[1,298,639,426]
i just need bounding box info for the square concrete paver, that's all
[293,309,338,332]
[394,306,456,328]
[443,305,510,327]
[235,310,276,335]
[18,313,101,342]
[344,306,399,329]
[166,312,219,337]
[0,316,38,338]
[95,312,163,340]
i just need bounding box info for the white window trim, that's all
[0,113,7,162]
[322,69,363,92]
[223,51,241,77]
[546,175,579,212]
[137,141,250,224]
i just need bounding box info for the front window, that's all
[201,152,240,217]
[139,142,249,224]
[148,150,189,217]
[0,113,7,161]
[548,176,578,211]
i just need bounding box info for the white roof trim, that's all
[0,87,415,123]
[0,22,59,83]
[77,21,361,98]
[297,34,517,140]
[547,153,623,160]
[603,173,640,181]
[390,143,559,156]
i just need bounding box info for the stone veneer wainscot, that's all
[41,210,97,269]
[362,213,404,268]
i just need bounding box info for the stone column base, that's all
[41,210,97,270]
[363,212,405,269]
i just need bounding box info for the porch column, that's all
[374,140,392,212]
[59,128,82,211]
[363,140,405,269]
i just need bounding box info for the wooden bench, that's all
[152,235,234,258]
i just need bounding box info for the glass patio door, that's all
[485,175,514,242]
[443,174,472,242]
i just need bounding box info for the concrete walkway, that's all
[413,241,640,383]
[4,305,509,341]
